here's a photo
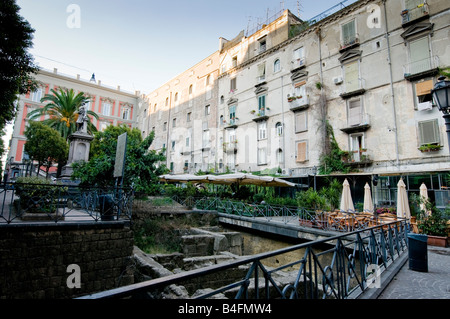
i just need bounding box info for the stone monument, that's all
[60,103,94,180]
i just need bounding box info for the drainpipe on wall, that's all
[382,0,400,167]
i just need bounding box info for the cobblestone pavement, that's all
[378,246,450,299]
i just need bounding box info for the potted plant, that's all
[417,202,449,247]
[418,143,443,152]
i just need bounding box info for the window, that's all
[172,118,177,127]
[228,129,236,143]
[277,148,284,164]
[408,37,431,75]
[414,78,434,110]
[295,111,307,133]
[163,122,167,131]
[276,122,283,136]
[257,63,266,83]
[229,105,236,124]
[341,19,357,47]
[31,88,42,103]
[349,133,364,161]
[293,47,305,68]
[258,147,267,165]
[259,38,266,53]
[258,95,266,116]
[220,115,224,125]
[122,107,130,120]
[258,122,267,140]
[418,119,440,146]
[205,105,210,116]
[296,141,308,162]
[187,112,191,122]
[347,98,363,126]
[165,97,169,106]
[232,56,237,68]
[274,59,281,73]
[102,102,111,116]
[171,140,176,149]
[186,136,190,147]
[230,78,237,92]
[343,61,360,92]
[294,81,306,100]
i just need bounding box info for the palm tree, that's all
[27,88,99,140]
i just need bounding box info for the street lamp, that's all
[432,76,450,149]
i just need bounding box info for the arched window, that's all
[274,59,281,73]
[275,122,283,136]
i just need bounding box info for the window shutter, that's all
[410,37,430,73]
[295,112,307,132]
[418,119,440,145]
[348,99,362,126]
[296,142,307,162]
[415,80,433,97]
[344,61,359,92]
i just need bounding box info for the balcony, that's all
[223,142,238,154]
[403,56,440,81]
[339,78,365,99]
[288,96,309,112]
[291,57,306,71]
[340,113,371,134]
[339,36,360,53]
[401,3,429,27]
[342,150,373,168]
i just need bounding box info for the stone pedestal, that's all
[60,131,94,179]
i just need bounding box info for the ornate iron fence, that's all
[0,182,134,224]
[79,218,409,299]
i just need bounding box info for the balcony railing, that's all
[291,57,306,70]
[401,3,429,25]
[80,197,410,300]
[403,55,439,79]
[0,182,134,224]
[288,96,309,111]
[341,113,371,134]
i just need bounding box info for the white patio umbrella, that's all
[363,182,374,213]
[340,178,355,213]
[396,178,411,219]
[419,183,431,216]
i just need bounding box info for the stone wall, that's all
[0,222,134,299]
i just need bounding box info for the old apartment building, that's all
[144,0,450,206]
[6,68,144,178]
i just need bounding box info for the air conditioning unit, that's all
[334,77,343,85]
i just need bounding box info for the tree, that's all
[72,125,167,194]
[0,0,39,126]
[24,121,69,178]
[27,88,99,141]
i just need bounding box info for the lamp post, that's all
[432,76,450,150]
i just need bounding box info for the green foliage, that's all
[0,0,39,127]
[417,201,449,237]
[319,122,351,175]
[24,121,69,176]
[72,125,167,194]
[296,179,342,211]
[27,88,98,140]
[15,176,66,214]
[134,218,183,254]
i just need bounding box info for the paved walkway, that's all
[377,245,450,299]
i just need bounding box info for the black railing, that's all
[79,218,410,299]
[0,182,134,224]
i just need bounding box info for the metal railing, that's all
[179,196,401,233]
[80,218,409,299]
[0,182,134,224]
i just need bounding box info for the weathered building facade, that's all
[146,0,450,207]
